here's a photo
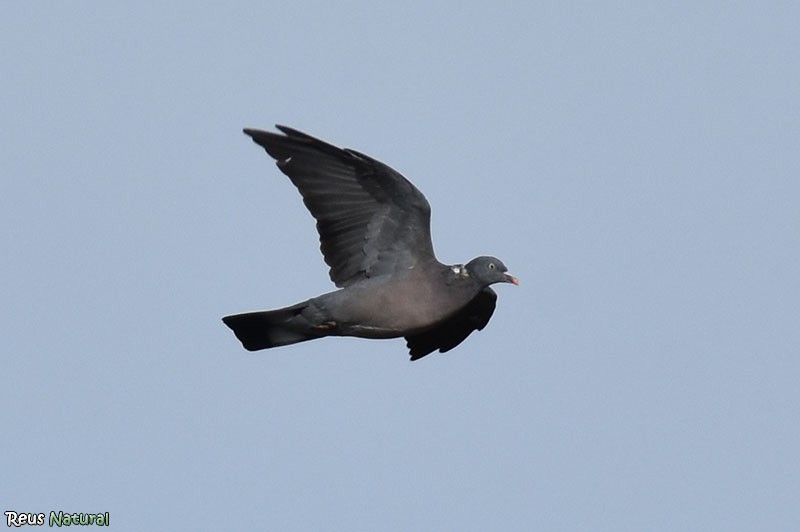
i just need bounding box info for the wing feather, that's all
[405,288,498,360]
[244,126,435,287]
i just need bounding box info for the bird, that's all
[222,125,518,360]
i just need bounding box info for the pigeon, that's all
[222,125,518,360]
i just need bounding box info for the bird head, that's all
[464,256,519,287]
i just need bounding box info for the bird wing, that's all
[405,288,498,360]
[244,126,436,288]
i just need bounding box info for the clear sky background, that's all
[2,2,798,531]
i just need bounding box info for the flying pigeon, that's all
[223,125,517,360]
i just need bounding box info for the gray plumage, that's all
[222,125,517,360]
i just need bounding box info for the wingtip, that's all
[242,126,283,138]
[243,124,321,143]
[408,347,435,361]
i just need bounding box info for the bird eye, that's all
[488,263,495,270]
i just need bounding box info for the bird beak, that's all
[504,272,519,286]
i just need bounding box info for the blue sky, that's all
[2,2,798,531]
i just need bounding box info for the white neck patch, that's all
[451,264,469,278]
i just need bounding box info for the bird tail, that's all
[222,302,321,351]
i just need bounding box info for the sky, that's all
[2,2,799,531]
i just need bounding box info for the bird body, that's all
[223,126,517,360]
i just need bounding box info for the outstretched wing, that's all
[244,126,436,287]
[405,288,498,360]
